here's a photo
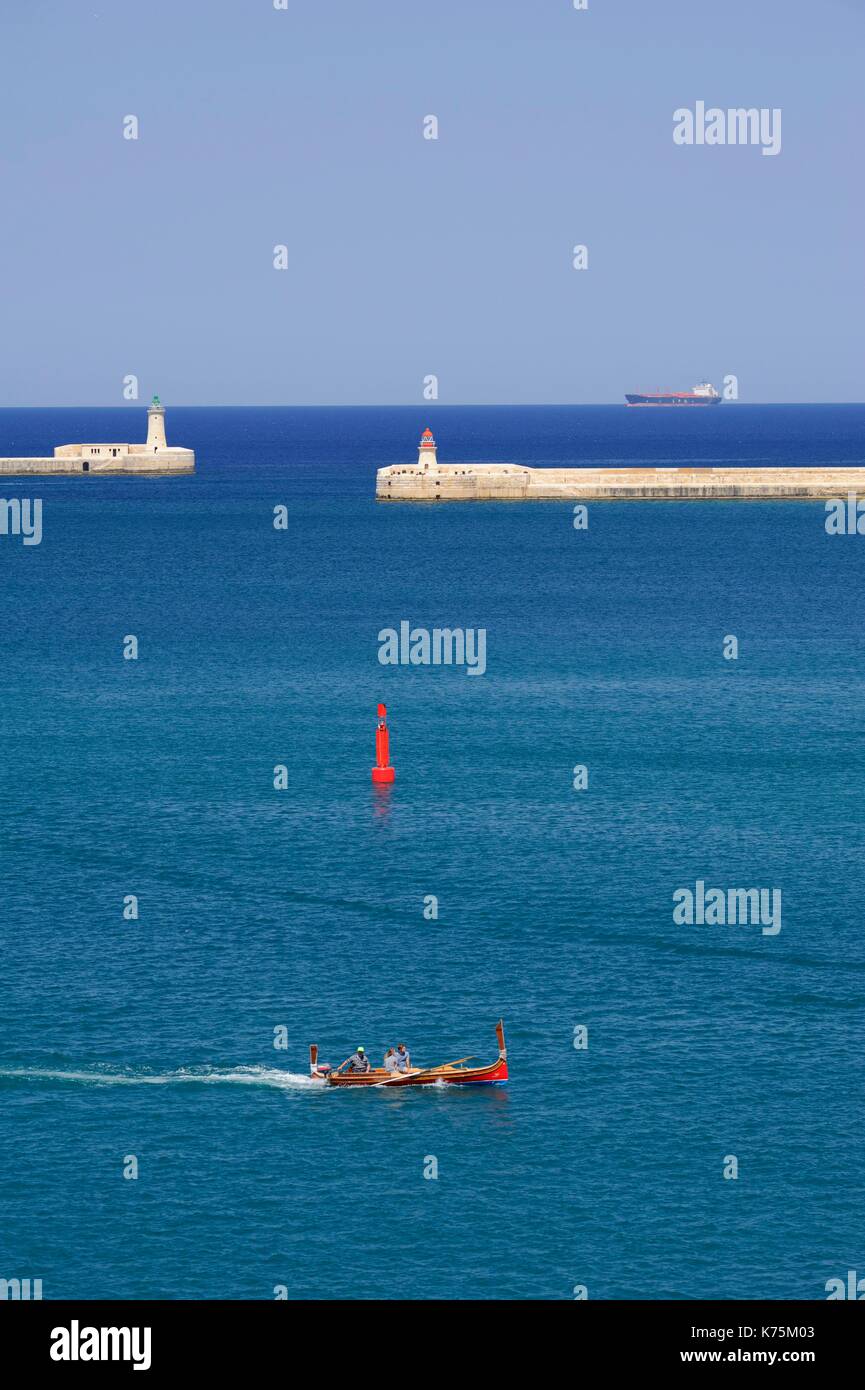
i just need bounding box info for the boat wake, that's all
[0,1065,324,1091]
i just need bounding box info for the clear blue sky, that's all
[0,0,861,405]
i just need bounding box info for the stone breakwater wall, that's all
[376,464,865,502]
[0,452,194,476]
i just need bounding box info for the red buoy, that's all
[372,701,395,783]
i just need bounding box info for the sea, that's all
[1,403,864,1300]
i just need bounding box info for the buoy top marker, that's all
[372,703,395,783]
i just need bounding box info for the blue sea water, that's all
[1,403,864,1301]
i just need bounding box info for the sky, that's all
[0,0,861,406]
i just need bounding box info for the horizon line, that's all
[1,400,863,411]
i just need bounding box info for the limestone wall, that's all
[0,450,194,475]
[377,464,865,502]
[54,443,131,459]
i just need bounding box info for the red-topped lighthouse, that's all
[417,427,437,470]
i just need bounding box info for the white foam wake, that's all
[0,1065,324,1090]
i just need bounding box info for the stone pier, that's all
[376,462,865,502]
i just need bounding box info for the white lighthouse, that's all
[146,394,167,452]
[417,426,437,470]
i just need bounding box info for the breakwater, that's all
[376,463,865,502]
[0,453,193,476]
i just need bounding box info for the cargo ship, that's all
[625,381,721,406]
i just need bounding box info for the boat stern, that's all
[309,1043,332,1079]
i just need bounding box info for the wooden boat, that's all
[309,1020,508,1088]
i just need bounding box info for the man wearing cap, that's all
[344,1046,371,1074]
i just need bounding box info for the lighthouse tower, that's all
[146,395,167,452]
[417,427,437,470]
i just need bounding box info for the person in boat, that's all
[395,1043,411,1073]
[341,1046,371,1075]
[383,1047,398,1073]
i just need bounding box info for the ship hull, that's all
[625,393,722,406]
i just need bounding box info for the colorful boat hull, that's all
[310,1021,509,1088]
